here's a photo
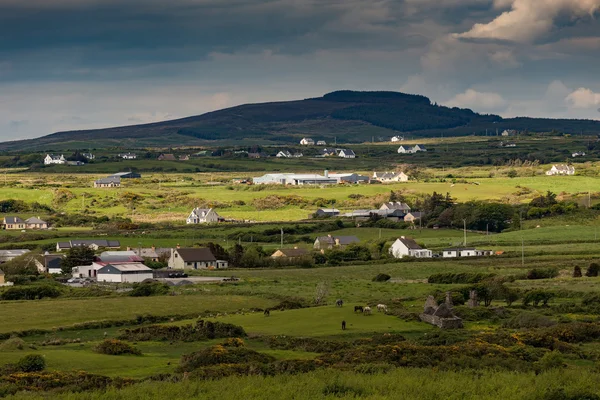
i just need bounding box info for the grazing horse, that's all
[377,304,388,313]
[363,306,372,315]
[336,299,344,307]
[354,306,364,313]
[264,309,270,317]
[342,320,346,330]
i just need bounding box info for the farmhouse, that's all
[186,208,221,224]
[443,248,494,258]
[397,146,415,154]
[44,154,66,165]
[389,236,432,259]
[337,149,356,159]
[391,136,403,142]
[82,153,95,160]
[317,140,327,146]
[25,217,48,229]
[314,208,340,217]
[0,249,30,264]
[110,171,141,179]
[168,247,227,269]
[97,263,154,283]
[546,165,575,176]
[314,235,360,250]
[253,172,338,186]
[271,248,310,260]
[56,240,121,252]
[158,154,177,161]
[572,151,586,158]
[276,151,293,158]
[404,212,425,223]
[2,216,25,230]
[119,153,137,159]
[320,148,337,157]
[380,202,411,213]
[413,144,427,152]
[300,138,315,145]
[94,177,121,188]
[373,171,409,183]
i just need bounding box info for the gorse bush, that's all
[93,340,142,356]
[372,273,391,282]
[586,263,599,277]
[15,354,46,372]
[527,268,559,280]
[178,345,275,372]
[428,272,495,284]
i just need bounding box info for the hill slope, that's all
[2,90,600,150]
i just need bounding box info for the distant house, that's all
[389,237,432,259]
[546,165,575,176]
[2,216,26,230]
[94,176,121,188]
[37,253,64,274]
[443,248,494,258]
[97,263,154,283]
[132,246,171,262]
[56,240,121,252]
[380,202,411,213]
[314,235,360,250]
[572,151,586,158]
[404,212,424,223]
[391,136,403,142]
[314,208,340,217]
[248,152,261,159]
[253,173,338,186]
[179,155,190,161]
[293,153,303,158]
[158,154,177,161]
[25,217,48,230]
[120,153,137,160]
[300,138,315,146]
[271,248,310,260]
[500,142,516,148]
[338,149,356,159]
[0,249,30,264]
[321,148,337,157]
[373,172,409,183]
[501,129,517,137]
[44,154,66,165]
[397,146,415,154]
[96,251,144,263]
[82,153,95,160]
[317,140,327,146]
[109,171,141,179]
[168,247,226,270]
[413,144,427,152]
[276,151,292,158]
[186,208,221,224]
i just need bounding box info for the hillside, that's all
[2,90,600,150]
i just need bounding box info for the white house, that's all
[120,153,137,159]
[44,154,66,165]
[276,151,292,158]
[413,144,427,152]
[300,138,315,145]
[501,129,516,137]
[572,151,586,158]
[546,165,575,176]
[373,171,409,183]
[338,149,356,159]
[253,172,338,185]
[97,263,154,283]
[389,237,432,259]
[404,212,424,223]
[168,247,222,270]
[293,153,303,158]
[380,202,411,213]
[391,136,403,142]
[397,146,416,154]
[186,208,221,224]
[94,177,121,188]
[443,248,493,258]
[82,153,95,160]
[317,140,327,146]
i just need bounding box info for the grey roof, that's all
[99,263,152,273]
[4,216,25,224]
[407,212,424,218]
[133,247,170,259]
[59,240,120,248]
[110,172,140,178]
[274,248,310,257]
[398,237,422,250]
[0,249,30,257]
[316,236,360,245]
[95,177,121,184]
[25,217,47,224]
[381,202,411,211]
[175,248,216,262]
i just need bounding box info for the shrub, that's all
[585,263,599,277]
[322,381,366,397]
[15,354,46,372]
[93,339,142,356]
[119,320,246,342]
[573,266,582,278]
[502,312,556,329]
[1,285,62,300]
[526,268,559,280]
[428,272,495,284]
[372,273,391,282]
[0,337,26,351]
[523,290,555,306]
[534,351,565,374]
[178,345,274,372]
[129,281,170,297]
[582,293,600,307]
[222,338,245,347]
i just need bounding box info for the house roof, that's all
[382,202,411,211]
[95,177,121,184]
[97,253,144,263]
[25,217,47,224]
[339,149,356,156]
[100,263,152,272]
[110,172,139,177]
[175,248,216,262]
[58,240,121,248]
[316,236,360,245]
[159,154,177,160]
[317,208,340,213]
[444,248,477,251]
[406,212,424,218]
[44,254,63,269]
[274,248,310,257]
[4,216,25,224]
[0,249,30,257]
[133,247,170,259]
[397,237,422,250]
[190,208,216,218]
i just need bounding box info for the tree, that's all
[314,281,329,305]
[573,266,582,278]
[389,190,398,203]
[62,246,95,275]
[586,263,599,277]
[507,169,518,178]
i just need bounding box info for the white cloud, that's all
[566,87,600,109]
[446,89,507,111]
[456,0,600,43]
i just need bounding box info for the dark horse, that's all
[336,299,344,307]
[342,320,346,330]
[264,309,270,317]
[354,306,363,313]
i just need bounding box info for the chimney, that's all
[176,244,181,249]
[126,247,132,251]
[324,170,329,178]
[152,245,156,251]
[401,236,405,239]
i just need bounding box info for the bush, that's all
[585,263,599,277]
[372,273,391,282]
[93,339,142,356]
[0,337,26,351]
[502,312,556,329]
[534,351,565,374]
[129,281,170,297]
[178,345,274,372]
[119,320,246,342]
[15,354,46,372]
[523,290,555,306]
[1,285,62,300]
[428,272,495,284]
[526,268,559,280]
[582,293,600,307]
[573,266,582,278]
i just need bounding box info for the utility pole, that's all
[280,228,284,248]
[486,223,489,236]
[521,237,525,267]
[463,219,467,247]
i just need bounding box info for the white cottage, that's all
[300,138,315,145]
[44,154,66,165]
[389,237,432,259]
[186,208,221,224]
[546,165,575,176]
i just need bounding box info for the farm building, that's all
[271,248,310,260]
[109,171,141,179]
[314,208,340,217]
[44,154,66,165]
[253,173,338,186]
[389,237,432,259]
[300,138,315,145]
[328,173,369,184]
[314,235,360,250]
[380,202,411,212]
[443,248,494,258]
[0,249,30,264]
[94,177,121,188]
[546,165,575,175]
[97,263,154,283]
[168,247,227,270]
[186,208,221,224]
[56,240,121,252]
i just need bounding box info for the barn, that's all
[97,263,153,283]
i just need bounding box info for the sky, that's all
[1,0,599,141]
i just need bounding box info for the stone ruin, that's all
[419,292,464,329]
